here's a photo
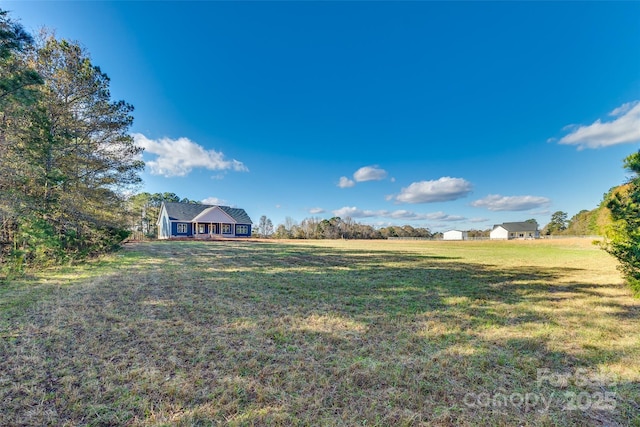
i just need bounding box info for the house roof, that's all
[162,202,253,224]
[493,221,538,232]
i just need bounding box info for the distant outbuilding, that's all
[443,230,468,240]
[490,222,539,240]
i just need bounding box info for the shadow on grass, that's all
[1,240,638,426]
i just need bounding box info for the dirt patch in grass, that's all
[1,239,638,426]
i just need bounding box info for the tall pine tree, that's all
[22,33,144,256]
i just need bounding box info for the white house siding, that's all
[157,206,170,239]
[490,226,509,240]
[443,230,466,240]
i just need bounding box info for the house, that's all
[156,202,253,239]
[443,230,468,240]
[490,221,539,240]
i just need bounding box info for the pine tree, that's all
[2,26,144,274]
[602,150,640,295]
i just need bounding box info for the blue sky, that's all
[5,1,640,231]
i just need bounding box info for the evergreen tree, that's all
[1,22,144,275]
[544,211,568,235]
[602,150,640,295]
[0,9,43,272]
[0,10,42,107]
[22,34,144,256]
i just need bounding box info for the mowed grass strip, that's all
[1,239,638,426]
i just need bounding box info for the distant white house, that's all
[443,230,468,240]
[490,222,539,240]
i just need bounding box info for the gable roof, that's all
[193,206,237,224]
[162,202,253,224]
[218,206,253,224]
[493,221,538,232]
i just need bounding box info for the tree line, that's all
[0,10,143,277]
[541,209,610,236]
[541,163,640,295]
[263,216,433,240]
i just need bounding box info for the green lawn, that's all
[1,239,638,426]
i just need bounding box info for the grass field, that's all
[1,238,639,426]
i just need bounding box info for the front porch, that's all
[192,222,234,238]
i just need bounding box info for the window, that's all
[198,224,205,233]
[221,224,232,234]
[177,223,188,234]
[236,225,249,235]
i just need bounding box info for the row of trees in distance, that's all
[268,216,433,240]
[259,211,606,240]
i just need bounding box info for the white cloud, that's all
[423,211,466,221]
[201,197,227,206]
[471,194,551,211]
[353,165,388,182]
[387,209,421,219]
[332,206,381,218]
[609,102,637,117]
[468,217,490,223]
[331,206,466,222]
[395,177,473,204]
[556,101,640,149]
[309,207,325,214]
[338,165,388,188]
[133,133,248,177]
[338,176,355,188]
